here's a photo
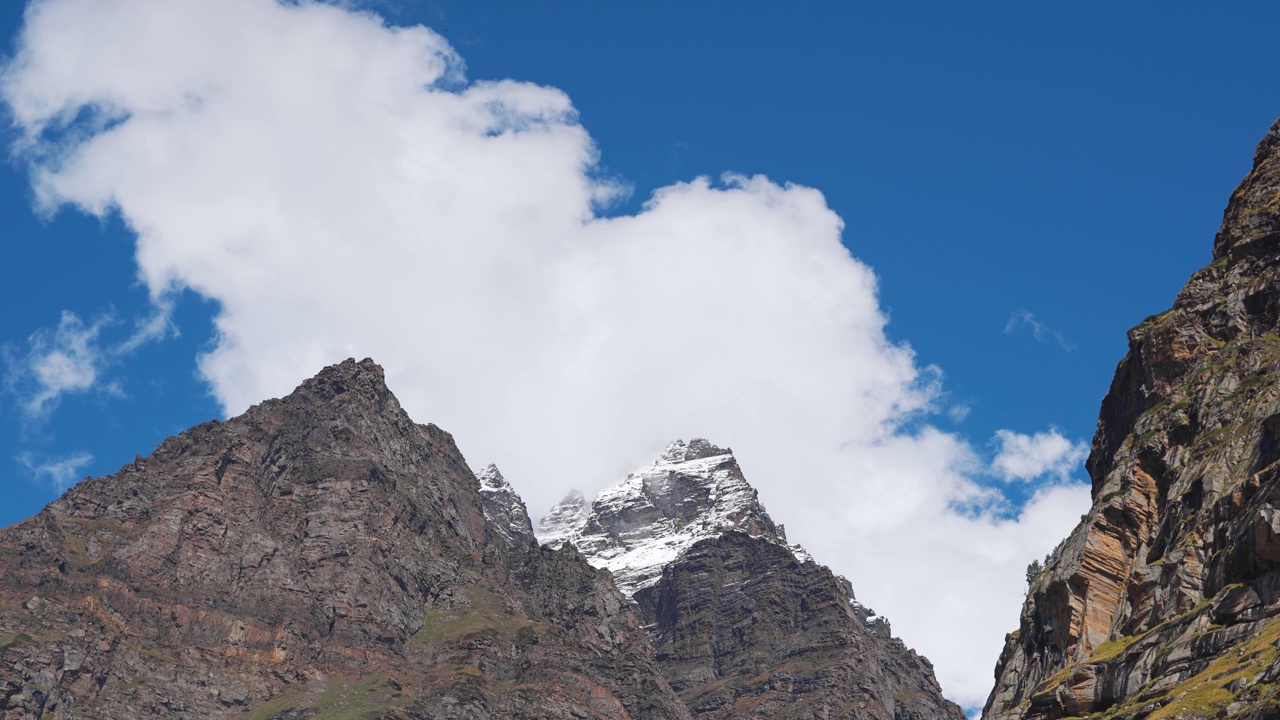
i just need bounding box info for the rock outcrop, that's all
[0,359,689,719]
[535,439,796,596]
[985,119,1280,720]
[476,464,535,546]
[542,440,965,719]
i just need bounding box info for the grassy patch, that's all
[1136,309,1177,331]
[406,585,535,648]
[1031,598,1215,702]
[307,673,413,720]
[116,677,148,693]
[1142,617,1280,720]
[1099,489,1126,504]
[245,694,298,720]
[1085,634,1142,664]
[421,664,491,704]
[135,645,173,663]
[1084,616,1280,720]
[0,632,35,654]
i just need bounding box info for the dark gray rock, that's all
[476,464,535,547]
[634,531,964,720]
[545,442,963,720]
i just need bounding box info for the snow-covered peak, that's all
[535,438,811,596]
[476,463,534,545]
[535,488,589,547]
[656,438,730,464]
[477,463,506,491]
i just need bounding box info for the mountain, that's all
[539,439,964,720]
[0,358,961,719]
[535,439,801,596]
[0,359,690,719]
[984,119,1280,720]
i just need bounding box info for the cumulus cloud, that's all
[16,450,94,490]
[1006,308,1075,350]
[992,428,1089,483]
[1,0,1091,706]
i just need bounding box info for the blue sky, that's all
[2,0,1278,709]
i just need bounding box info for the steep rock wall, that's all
[985,119,1280,720]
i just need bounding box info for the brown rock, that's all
[985,119,1280,720]
[0,359,690,719]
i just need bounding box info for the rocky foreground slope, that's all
[984,119,1280,719]
[0,360,689,719]
[0,358,958,719]
[539,440,963,720]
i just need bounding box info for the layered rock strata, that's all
[634,531,960,720]
[985,119,1280,720]
[542,440,964,719]
[0,359,689,719]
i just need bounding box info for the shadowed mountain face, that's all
[634,532,961,720]
[985,119,1280,720]
[0,359,689,719]
[540,441,965,720]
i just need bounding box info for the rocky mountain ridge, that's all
[537,438,960,719]
[984,118,1280,719]
[0,358,959,719]
[534,439,809,596]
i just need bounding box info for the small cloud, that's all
[948,404,971,423]
[8,303,176,420]
[990,428,1088,483]
[18,311,107,418]
[115,298,177,355]
[16,450,94,491]
[1005,309,1075,351]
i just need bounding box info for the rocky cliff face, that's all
[542,440,964,719]
[985,119,1280,720]
[633,532,959,720]
[476,463,535,546]
[535,439,801,596]
[0,359,689,719]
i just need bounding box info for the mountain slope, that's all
[541,440,964,720]
[984,119,1280,720]
[0,359,689,719]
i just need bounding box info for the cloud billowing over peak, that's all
[1,0,1089,706]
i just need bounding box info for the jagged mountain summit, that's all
[535,438,809,596]
[475,463,535,546]
[537,438,962,719]
[984,118,1280,720]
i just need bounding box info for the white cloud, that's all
[992,428,1089,483]
[8,305,173,419]
[16,450,94,490]
[1006,308,1075,351]
[0,0,1091,707]
[13,311,106,417]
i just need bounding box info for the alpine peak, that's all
[535,438,796,596]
